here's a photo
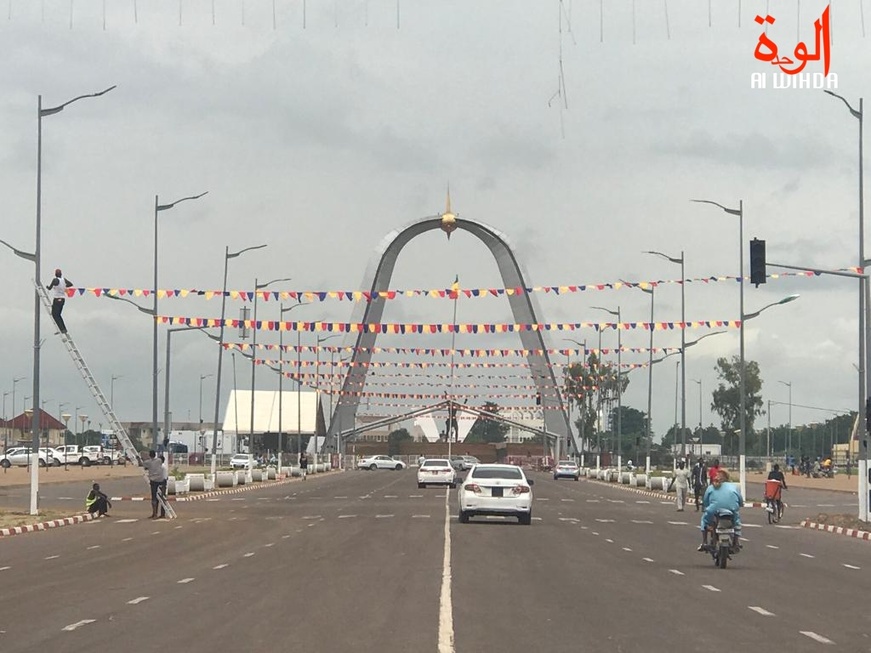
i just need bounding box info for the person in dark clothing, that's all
[299,452,309,480]
[46,268,73,334]
[691,458,708,511]
[85,483,112,517]
[767,463,788,489]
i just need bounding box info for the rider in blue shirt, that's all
[698,468,743,551]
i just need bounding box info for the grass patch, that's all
[0,509,82,529]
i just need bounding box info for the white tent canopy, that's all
[221,390,321,435]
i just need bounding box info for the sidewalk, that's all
[746,470,858,494]
[0,464,143,487]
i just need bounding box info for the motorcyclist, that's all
[698,468,743,552]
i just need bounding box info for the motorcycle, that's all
[708,509,741,569]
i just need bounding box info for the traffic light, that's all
[749,238,766,287]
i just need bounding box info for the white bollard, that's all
[621,472,632,484]
[166,477,176,495]
[251,469,263,482]
[267,466,277,480]
[186,473,205,492]
[236,471,247,485]
[215,471,235,488]
[634,474,647,487]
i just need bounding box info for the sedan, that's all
[417,458,457,488]
[553,460,580,481]
[357,455,407,471]
[230,453,255,470]
[460,455,480,470]
[457,464,534,525]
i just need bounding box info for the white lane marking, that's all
[62,620,95,632]
[87,545,101,550]
[800,631,835,645]
[178,578,195,584]
[791,504,808,508]
[45,555,60,560]
[749,606,775,616]
[586,499,600,503]
[375,514,395,519]
[605,538,614,543]
[632,520,654,524]
[581,526,589,530]
[766,545,779,549]
[560,498,575,502]
[301,515,322,520]
[817,504,836,507]
[231,498,245,501]
[384,495,398,499]
[282,535,291,539]
[438,478,454,653]
[843,564,861,570]
[607,499,625,503]
[412,514,431,518]
[775,525,799,529]
[660,501,672,505]
[127,597,149,605]
[669,569,685,576]
[743,523,762,528]
[122,537,134,542]
[537,498,550,501]
[334,496,348,499]
[243,552,255,558]
[338,515,357,519]
[592,532,600,536]
[703,585,721,592]
[213,564,228,569]
[264,543,275,548]
[622,547,633,552]
[559,517,580,523]
[116,519,137,524]
[595,519,615,523]
[410,495,424,498]
[635,500,650,504]
[800,553,815,558]
[0,566,10,571]
[667,521,688,525]
[642,558,654,562]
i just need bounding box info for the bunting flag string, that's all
[319,389,568,400]
[355,402,567,411]
[222,342,680,357]
[287,371,568,381]
[258,357,649,371]
[78,268,841,303]
[160,316,741,333]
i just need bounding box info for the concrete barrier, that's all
[620,472,632,484]
[167,477,176,495]
[267,466,277,480]
[633,474,647,487]
[251,469,264,482]
[236,471,248,485]
[290,466,303,478]
[216,471,235,488]
[186,473,205,492]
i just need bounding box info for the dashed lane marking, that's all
[384,495,398,499]
[635,500,650,504]
[412,515,431,518]
[282,535,291,539]
[122,537,133,542]
[605,538,614,543]
[45,555,60,560]
[243,553,255,558]
[817,504,836,507]
[213,564,228,570]
[87,545,100,550]
[334,496,348,499]
[667,521,688,526]
[116,519,137,523]
[669,569,685,576]
[642,558,654,563]
[178,578,195,584]
[410,495,424,498]
[0,566,10,571]
[595,519,615,523]
[622,547,632,552]
[302,516,322,520]
[748,606,775,616]
[702,585,721,592]
[800,631,835,645]
[338,515,357,519]
[631,520,654,524]
[264,543,274,548]
[743,524,762,528]
[586,499,600,503]
[559,517,580,523]
[62,620,95,632]
[375,514,395,519]
[560,498,575,502]
[127,597,149,605]
[766,545,779,549]
[592,532,600,536]
[800,553,815,558]
[843,564,861,570]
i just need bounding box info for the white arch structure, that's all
[326,215,576,456]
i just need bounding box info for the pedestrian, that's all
[143,450,164,519]
[668,460,691,511]
[85,482,112,517]
[46,268,73,334]
[691,458,708,511]
[707,458,721,484]
[847,457,853,479]
[158,454,168,518]
[299,451,309,481]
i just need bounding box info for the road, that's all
[0,469,867,652]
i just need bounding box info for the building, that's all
[1,409,68,448]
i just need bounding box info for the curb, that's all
[106,474,299,502]
[583,477,769,509]
[800,519,871,541]
[0,513,96,538]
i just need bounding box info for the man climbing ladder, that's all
[46,267,73,334]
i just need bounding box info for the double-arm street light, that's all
[824,90,867,521]
[279,301,307,469]
[625,279,657,472]
[164,326,207,447]
[110,374,123,410]
[645,250,687,460]
[152,192,208,448]
[592,305,622,470]
[13,86,116,515]
[249,277,291,460]
[210,244,267,480]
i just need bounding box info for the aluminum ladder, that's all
[37,282,142,466]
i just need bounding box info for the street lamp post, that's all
[824,90,867,521]
[563,337,587,463]
[152,192,208,449]
[316,334,341,458]
[210,244,267,480]
[592,306,621,470]
[249,277,291,462]
[28,85,115,514]
[57,402,68,448]
[779,380,793,457]
[199,374,213,427]
[279,301,305,472]
[11,377,25,433]
[645,250,687,460]
[110,374,123,410]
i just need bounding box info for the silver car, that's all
[553,460,580,481]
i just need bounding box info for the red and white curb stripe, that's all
[800,519,871,541]
[0,513,96,537]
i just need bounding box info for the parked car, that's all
[417,458,457,488]
[460,455,480,470]
[457,464,534,525]
[230,453,255,470]
[449,455,466,472]
[0,447,53,468]
[553,460,580,481]
[357,455,407,471]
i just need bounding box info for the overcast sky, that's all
[0,0,867,444]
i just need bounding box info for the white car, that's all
[357,455,407,471]
[230,453,256,470]
[553,460,580,481]
[0,447,53,468]
[457,464,534,525]
[417,458,457,488]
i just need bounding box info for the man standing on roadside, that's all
[668,460,691,511]
[143,450,164,519]
[692,458,708,511]
[299,451,309,481]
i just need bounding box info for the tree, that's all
[466,402,509,443]
[606,405,647,457]
[710,355,764,436]
[387,428,412,456]
[563,352,628,451]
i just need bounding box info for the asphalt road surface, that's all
[1,470,868,653]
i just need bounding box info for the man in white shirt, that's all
[46,268,73,334]
[668,460,691,512]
